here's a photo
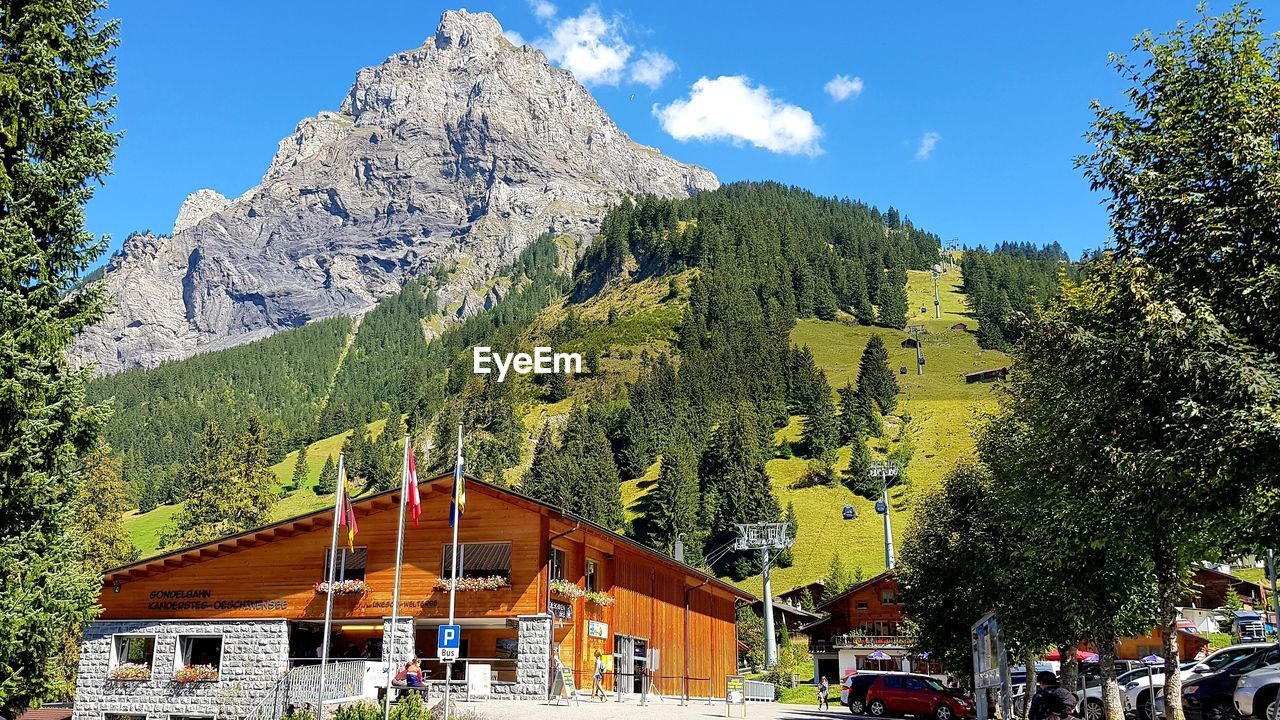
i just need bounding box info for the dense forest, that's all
[959,242,1077,349]
[91,182,942,577]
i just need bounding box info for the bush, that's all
[391,694,428,720]
[334,701,381,720]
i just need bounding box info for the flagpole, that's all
[383,436,411,720]
[445,422,463,720]
[318,454,345,714]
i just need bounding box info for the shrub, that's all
[334,701,381,720]
[391,693,428,720]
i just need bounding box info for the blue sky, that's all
[86,0,1245,266]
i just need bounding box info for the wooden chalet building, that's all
[802,571,938,682]
[74,472,750,719]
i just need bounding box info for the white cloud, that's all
[503,30,527,46]
[530,0,557,21]
[915,131,941,160]
[824,74,864,102]
[537,7,632,86]
[630,51,676,89]
[654,75,823,157]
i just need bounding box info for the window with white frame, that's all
[111,635,155,671]
[174,635,223,673]
[585,558,599,592]
[550,547,567,582]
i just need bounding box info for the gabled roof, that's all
[104,471,753,601]
[813,570,896,612]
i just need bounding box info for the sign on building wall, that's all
[588,620,608,639]
[549,599,573,621]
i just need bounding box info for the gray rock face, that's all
[75,9,717,374]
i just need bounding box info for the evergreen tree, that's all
[544,371,570,402]
[523,406,625,531]
[824,553,854,602]
[846,437,873,495]
[777,502,799,568]
[651,445,705,565]
[876,270,909,329]
[0,1,118,709]
[75,440,139,575]
[341,424,372,484]
[315,456,338,495]
[856,335,899,414]
[369,410,405,491]
[699,408,781,579]
[162,420,276,547]
[800,385,839,457]
[855,389,884,438]
[289,444,310,494]
[836,383,865,445]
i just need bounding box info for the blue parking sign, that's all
[438,624,461,662]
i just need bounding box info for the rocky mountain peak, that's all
[74,8,717,375]
[433,9,506,51]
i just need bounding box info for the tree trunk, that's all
[1098,623,1126,720]
[1156,540,1185,720]
[1059,650,1079,700]
[1023,654,1036,720]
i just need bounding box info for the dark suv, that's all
[1182,644,1280,720]
[864,673,976,720]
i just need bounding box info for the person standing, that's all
[818,675,831,710]
[592,649,609,702]
[1030,671,1078,720]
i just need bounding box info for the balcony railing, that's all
[810,634,917,653]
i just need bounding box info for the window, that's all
[855,601,869,610]
[111,635,155,669]
[323,547,367,582]
[550,547,567,582]
[442,542,512,579]
[906,678,924,690]
[586,559,599,592]
[884,676,903,688]
[880,589,897,605]
[175,635,223,672]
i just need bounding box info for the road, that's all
[461,699,853,720]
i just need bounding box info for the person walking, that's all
[818,675,831,710]
[592,649,609,702]
[1029,671,1079,720]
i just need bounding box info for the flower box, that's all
[550,580,585,600]
[313,579,368,595]
[585,591,614,607]
[108,662,152,681]
[173,664,219,683]
[433,575,511,592]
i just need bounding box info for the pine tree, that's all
[824,553,854,602]
[801,384,839,457]
[836,383,865,445]
[75,440,139,575]
[544,371,569,402]
[342,424,371,483]
[651,445,704,565]
[315,456,338,495]
[856,335,900,414]
[845,438,873,497]
[855,389,884,438]
[777,502,799,567]
[699,407,781,579]
[162,419,276,547]
[289,445,310,494]
[0,1,118,709]
[876,269,909,329]
[370,410,405,491]
[521,431,567,508]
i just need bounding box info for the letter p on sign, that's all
[438,624,461,663]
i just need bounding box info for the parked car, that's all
[1181,645,1280,720]
[1135,644,1276,720]
[863,673,976,720]
[1233,662,1280,720]
[843,672,882,714]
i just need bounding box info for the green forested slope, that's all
[110,182,1022,590]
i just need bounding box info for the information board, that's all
[726,675,746,717]
[549,664,579,705]
[466,663,492,700]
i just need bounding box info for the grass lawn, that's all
[735,269,1008,594]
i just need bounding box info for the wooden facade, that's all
[100,473,749,697]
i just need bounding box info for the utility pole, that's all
[907,325,927,375]
[870,461,900,569]
[736,523,793,667]
[931,264,942,319]
[1269,550,1279,640]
